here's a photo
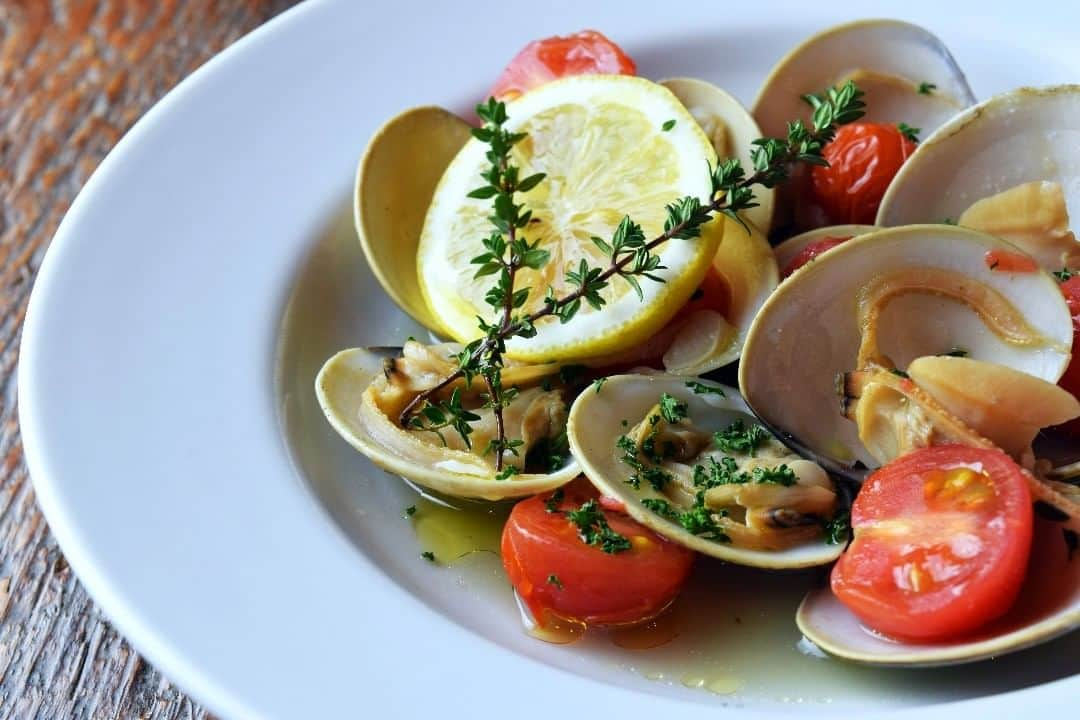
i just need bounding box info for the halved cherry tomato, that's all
[782,236,852,277]
[809,122,917,225]
[489,30,636,101]
[1057,275,1080,434]
[502,478,694,627]
[831,446,1033,641]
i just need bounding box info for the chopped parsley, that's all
[896,122,921,143]
[547,574,564,589]
[890,368,910,378]
[566,500,631,553]
[989,260,1000,270]
[941,217,957,225]
[526,430,570,473]
[641,498,730,542]
[824,510,851,545]
[659,392,688,423]
[713,420,770,456]
[617,433,672,491]
[403,505,417,518]
[693,455,744,487]
[544,488,564,513]
[685,380,725,396]
[1054,267,1077,282]
[421,551,436,563]
[661,118,677,131]
[941,347,969,358]
[591,377,608,394]
[751,464,797,486]
[916,81,937,95]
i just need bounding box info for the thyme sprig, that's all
[401,82,866,464]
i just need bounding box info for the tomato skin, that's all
[782,236,852,278]
[831,446,1032,641]
[501,478,695,627]
[1058,276,1080,435]
[809,123,917,225]
[489,30,636,101]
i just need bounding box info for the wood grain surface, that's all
[0,2,298,717]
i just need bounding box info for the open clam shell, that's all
[797,514,1080,666]
[739,225,1074,469]
[753,19,975,140]
[661,78,774,234]
[354,106,471,335]
[316,347,579,500]
[567,374,843,568]
[877,85,1080,270]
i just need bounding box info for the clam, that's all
[797,513,1080,666]
[316,342,579,500]
[567,374,843,568]
[661,218,779,374]
[878,85,1080,270]
[753,20,975,231]
[773,224,877,278]
[661,78,774,234]
[354,106,471,334]
[753,20,975,140]
[739,225,1073,471]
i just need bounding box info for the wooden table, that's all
[0,2,297,717]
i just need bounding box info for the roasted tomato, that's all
[782,236,852,277]
[489,30,636,101]
[809,122,917,225]
[502,478,694,627]
[1058,275,1080,434]
[831,446,1033,641]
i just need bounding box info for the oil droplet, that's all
[705,675,743,695]
[411,497,510,566]
[527,614,587,645]
[681,673,707,689]
[610,609,680,650]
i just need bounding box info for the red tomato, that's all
[809,123,917,225]
[985,249,1039,273]
[489,30,636,101]
[502,478,695,627]
[831,446,1033,641]
[1058,276,1080,434]
[782,236,852,278]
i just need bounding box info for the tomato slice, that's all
[489,30,636,101]
[809,122,917,225]
[502,478,695,627]
[1057,275,1080,435]
[782,236,852,278]
[831,446,1033,641]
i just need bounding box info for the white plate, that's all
[18,0,1079,717]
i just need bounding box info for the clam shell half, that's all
[739,225,1073,469]
[316,347,579,500]
[567,374,843,568]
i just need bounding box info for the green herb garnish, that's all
[403,505,417,518]
[942,347,969,358]
[917,82,937,95]
[544,488,564,513]
[661,118,677,131]
[566,500,631,554]
[659,392,688,423]
[713,420,770,456]
[591,377,608,394]
[547,574,564,589]
[890,368,910,378]
[824,510,851,545]
[685,380,725,396]
[1054,267,1077,282]
[421,551,436,563]
[897,122,920,143]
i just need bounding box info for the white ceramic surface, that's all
[18,0,1079,717]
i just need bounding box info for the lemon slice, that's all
[418,75,720,362]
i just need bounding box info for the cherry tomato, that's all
[782,236,852,278]
[489,30,636,101]
[502,478,695,627]
[809,123,917,225]
[1057,276,1080,434]
[831,446,1033,641]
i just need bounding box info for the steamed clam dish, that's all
[318,21,1079,680]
